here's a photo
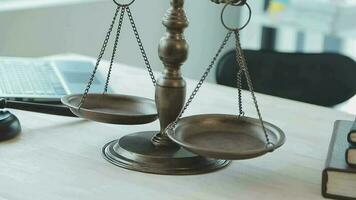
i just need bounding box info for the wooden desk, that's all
[0,55,354,200]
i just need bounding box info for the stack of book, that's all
[322,119,356,199]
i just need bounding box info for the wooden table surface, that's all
[0,55,354,200]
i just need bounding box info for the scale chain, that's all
[104,6,126,94]
[234,30,273,148]
[126,6,157,86]
[165,31,234,133]
[237,69,244,118]
[79,6,121,108]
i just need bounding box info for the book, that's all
[346,147,356,167]
[347,119,356,145]
[322,120,356,200]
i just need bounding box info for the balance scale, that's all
[61,0,286,175]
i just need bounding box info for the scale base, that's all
[102,131,230,175]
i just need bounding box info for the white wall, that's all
[0,0,240,82]
[0,0,167,72]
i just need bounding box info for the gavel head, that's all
[0,98,21,141]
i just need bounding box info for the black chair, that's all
[216,50,356,107]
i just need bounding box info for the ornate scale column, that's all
[152,0,188,147]
[103,0,230,175]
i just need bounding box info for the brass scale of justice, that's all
[61,0,286,175]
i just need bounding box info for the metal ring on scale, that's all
[211,0,246,5]
[113,0,135,7]
[220,2,251,31]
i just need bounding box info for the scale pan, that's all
[167,114,285,160]
[61,93,158,125]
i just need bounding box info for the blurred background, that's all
[0,0,355,113]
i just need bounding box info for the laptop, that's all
[0,57,109,103]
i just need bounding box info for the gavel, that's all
[0,98,21,141]
[0,97,77,142]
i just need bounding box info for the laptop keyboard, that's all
[0,59,66,96]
